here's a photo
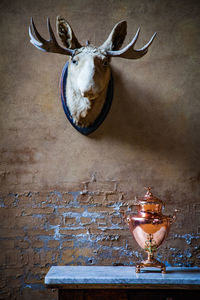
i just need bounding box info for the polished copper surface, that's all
[123,187,179,273]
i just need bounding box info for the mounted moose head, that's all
[29,17,156,135]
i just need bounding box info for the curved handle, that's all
[120,210,131,225]
[169,209,180,224]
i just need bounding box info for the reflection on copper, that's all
[122,187,180,273]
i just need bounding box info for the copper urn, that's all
[123,187,179,273]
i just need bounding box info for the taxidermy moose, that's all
[29,16,156,135]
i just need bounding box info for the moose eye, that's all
[102,59,109,67]
[72,59,78,65]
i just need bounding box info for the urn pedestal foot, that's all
[136,255,166,274]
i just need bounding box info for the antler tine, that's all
[47,17,57,42]
[107,30,157,59]
[30,17,46,44]
[138,32,157,52]
[29,20,46,51]
[29,17,75,56]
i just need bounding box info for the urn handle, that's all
[120,196,138,225]
[169,209,180,224]
[120,210,131,225]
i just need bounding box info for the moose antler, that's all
[29,17,75,56]
[107,28,156,59]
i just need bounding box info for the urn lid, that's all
[139,187,163,205]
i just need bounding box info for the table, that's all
[45,266,200,299]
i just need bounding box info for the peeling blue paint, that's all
[23,283,45,290]
[173,233,200,245]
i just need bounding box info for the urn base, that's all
[136,253,166,274]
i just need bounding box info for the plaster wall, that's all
[0,0,200,299]
[0,0,199,193]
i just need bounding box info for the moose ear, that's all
[56,16,82,49]
[99,20,127,51]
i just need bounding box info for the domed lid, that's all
[139,187,163,205]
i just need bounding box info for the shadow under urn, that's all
[123,187,179,273]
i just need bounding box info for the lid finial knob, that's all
[144,186,153,197]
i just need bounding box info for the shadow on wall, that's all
[91,66,189,167]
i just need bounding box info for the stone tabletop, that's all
[45,266,200,288]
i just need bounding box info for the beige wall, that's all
[0,0,199,194]
[0,0,200,299]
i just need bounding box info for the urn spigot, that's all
[122,187,180,273]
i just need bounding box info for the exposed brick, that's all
[60,229,87,235]
[111,216,122,225]
[62,240,74,248]
[1,194,16,207]
[40,250,59,266]
[105,193,122,205]
[98,239,122,247]
[87,228,107,235]
[88,228,127,236]
[33,192,47,204]
[34,251,41,265]
[15,240,29,249]
[61,248,79,264]
[80,217,92,225]
[47,215,61,226]
[62,192,73,204]
[64,217,76,225]
[77,194,104,205]
[47,240,60,248]
[31,240,44,248]
[0,208,22,221]
[27,229,54,236]
[18,194,33,207]
[24,207,54,215]
[46,191,62,204]
[30,266,49,277]
[0,240,15,249]
[76,247,93,257]
[15,216,45,228]
[77,193,90,204]
[58,207,84,214]
[96,217,107,226]
[87,206,113,213]
[0,178,199,300]
[0,228,25,238]
[0,208,22,227]
[6,249,21,266]
[104,228,127,236]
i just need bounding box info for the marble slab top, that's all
[45,266,200,287]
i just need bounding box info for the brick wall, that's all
[1,177,200,299]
